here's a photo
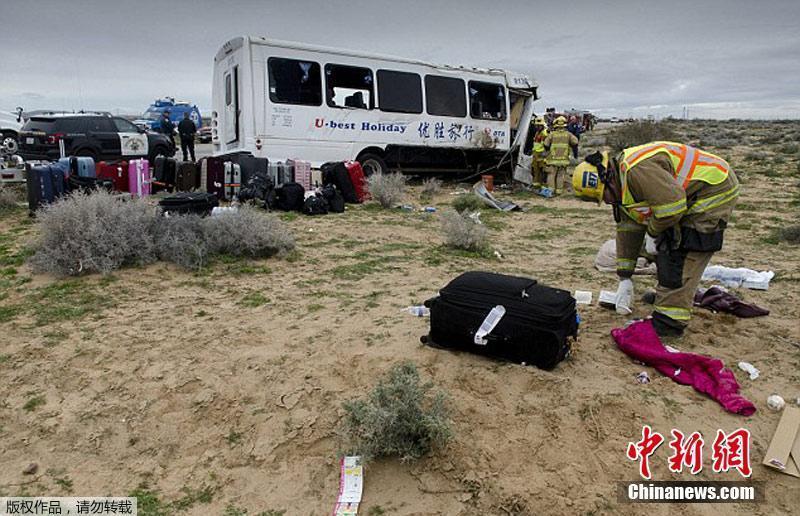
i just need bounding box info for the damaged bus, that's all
[212,36,539,180]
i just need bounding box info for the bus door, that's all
[510,89,536,185]
[224,65,240,144]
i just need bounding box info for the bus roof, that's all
[215,36,537,92]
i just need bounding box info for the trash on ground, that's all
[333,456,363,515]
[768,394,786,412]
[535,187,554,198]
[701,265,775,290]
[472,181,520,211]
[468,211,482,224]
[636,371,651,384]
[403,305,430,317]
[594,239,656,275]
[598,290,617,310]
[737,361,760,380]
[694,286,769,317]
[493,250,503,259]
[762,406,800,477]
[422,206,436,212]
[211,206,238,217]
[611,319,756,416]
[574,290,593,305]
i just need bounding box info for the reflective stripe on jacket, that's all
[546,129,572,166]
[618,142,735,224]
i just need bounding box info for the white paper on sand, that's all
[574,290,593,305]
[333,456,363,515]
[702,265,775,290]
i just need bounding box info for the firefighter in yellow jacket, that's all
[579,142,739,337]
[530,117,549,188]
[543,116,579,194]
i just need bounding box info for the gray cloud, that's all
[1,0,798,118]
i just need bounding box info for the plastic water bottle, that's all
[423,206,437,212]
[404,306,430,317]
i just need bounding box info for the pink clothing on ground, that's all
[611,320,756,416]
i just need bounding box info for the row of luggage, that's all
[26,157,152,214]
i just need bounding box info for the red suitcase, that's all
[96,160,129,192]
[344,161,368,202]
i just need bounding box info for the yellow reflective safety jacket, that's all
[618,141,737,224]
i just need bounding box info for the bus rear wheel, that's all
[357,153,387,177]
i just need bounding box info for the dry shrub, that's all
[440,209,488,252]
[606,121,677,152]
[30,191,295,275]
[367,172,407,208]
[777,224,800,244]
[30,190,159,276]
[0,185,19,213]
[451,194,483,213]
[342,362,452,462]
[420,177,442,199]
[154,214,209,271]
[202,206,295,258]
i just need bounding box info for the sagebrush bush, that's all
[606,121,677,152]
[202,206,295,258]
[420,177,442,199]
[154,214,209,271]
[30,191,296,275]
[31,190,159,275]
[451,194,483,213]
[342,362,452,462]
[777,224,800,244]
[440,209,488,252]
[367,172,407,208]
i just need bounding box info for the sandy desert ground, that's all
[0,121,798,515]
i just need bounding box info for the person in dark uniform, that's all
[159,110,175,148]
[177,112,197,162]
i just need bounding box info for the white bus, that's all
[211,36,539,181]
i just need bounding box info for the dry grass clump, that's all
[30,191,295,275]
[440,209,488,252]
[341,362,452,462]
[451,194,483,213]
[366,172,407,208]
[420,177,443,199]
[0,185,20,213]
[606,120,677,151]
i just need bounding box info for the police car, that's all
[17,113,175,162]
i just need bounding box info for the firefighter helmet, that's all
[553,116,567,128]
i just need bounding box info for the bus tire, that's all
[357,152,387,177]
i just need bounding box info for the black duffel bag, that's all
[275,182,305,211]
[159,192,219,216]
[422,271,576,370]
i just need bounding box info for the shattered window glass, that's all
[268,57,322,106]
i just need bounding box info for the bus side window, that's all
[377,70,422,114]
[425,75,466,118]
[469,81,506,121]
[325,64,374,110]
[268,57,322,106]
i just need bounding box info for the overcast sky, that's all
[2,0,799,119]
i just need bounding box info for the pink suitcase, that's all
[288,159,312,191]
[128,159,151,197]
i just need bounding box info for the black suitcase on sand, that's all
[159,192,219,216]
[423,271,576,370]
[321,161,358,204]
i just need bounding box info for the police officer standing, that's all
[160,110,176,148]
[177,112,197,162]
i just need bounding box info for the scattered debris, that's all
[403,306,430,317]
[472,181,520,211]
[738,362,760,380]
[574,290,592,305]
[635,371,651,384]
[332,456,363,515]
[762,406,800,477]
[768,394,786,412]
[701,265,775,290]
[22,463,38,475]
